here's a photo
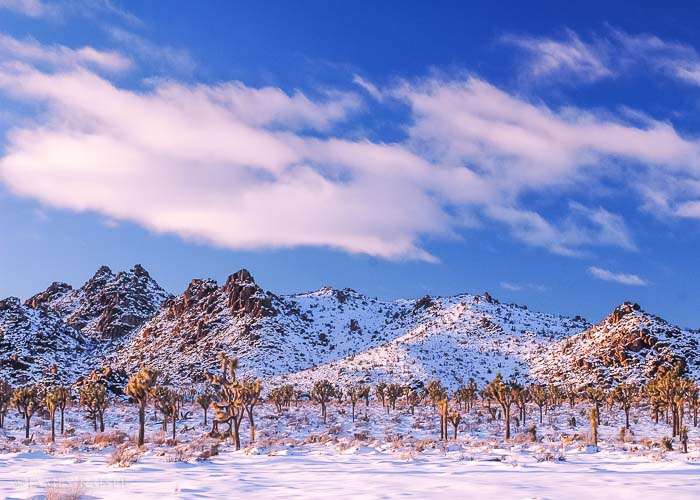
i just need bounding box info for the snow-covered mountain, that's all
[1,265,698,389]
[26,264,171,340]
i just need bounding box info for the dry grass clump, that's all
[45,481,86,500]
[165,435,220,462]
[93,430,130,448]
[107,443,143,467]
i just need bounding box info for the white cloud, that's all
[0,33,131,72]
[588,266,648,286]
[500,282,547,292]
[0,0,141,24]
[107,28,195,74]
[0,0,53,17]
[2,36,700,261]
[503,30,611,82]
[506,27,700,88]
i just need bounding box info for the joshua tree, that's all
[45,386,70,442]
[485,373,516,440]
[529,384,548,424]
[0,379,12,429]
[688,383,699,428]
[465,378,478,413]
[12,385,42,439]
[646,364,690,436]
[513,381,528,425]
[78,381,109,432]
[207,354,247,449]
[589,406,599,449]
[154,386,176,432]
[425,380,447,409]
[566,385,579,407]
[447,410,461,440]
[196,387,215,425]
[239,379,262,443]
[454,386,469,411]
[385,384,403,413]
[311,380,335,424]
[612,383,637,429]
[405,387,421,415]
[125,368,160,446]
[375,382,387,408]
[358,385,371,407]
[584,386,605,426]
[437,398,449,441]
[680,426,689,453]
[347,386,360,422]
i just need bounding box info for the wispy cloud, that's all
[588,266,648,286]
[505,27,700,88]
[107,28,195,74]
[500,282,547,292]
[503,30,611,83]
[0,0,54,17]
[0,0,140,24]
[0,33,131,72]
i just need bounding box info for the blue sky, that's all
[1,0,700,327]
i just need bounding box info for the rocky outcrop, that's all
[27,264,171,340]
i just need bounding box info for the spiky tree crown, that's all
[126,368,160,402]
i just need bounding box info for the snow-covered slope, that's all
[2,266,698,390]
[0,297,91,386]
[270,293,589,391]
[108,272,590,388]
[529,302,700,386]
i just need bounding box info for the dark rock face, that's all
[223,269,276,319]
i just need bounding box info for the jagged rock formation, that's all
[26,264,171,340]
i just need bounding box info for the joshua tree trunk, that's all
[24,414,30,439]
[321,402,327,423]
[172,410,176,441]
[50,410,56,443]
[351,402,356,422]
[203,407,208,426]
[624,407,630,429]
[501,405,511,440]
[60,408,65,434]
[538,406,543,424]
[233,416,242,450]
[138,402,146,446]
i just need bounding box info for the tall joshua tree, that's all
[0,379,12,429]
[154,386,175,432]
[385,384,403,413]
[426,380,447,409]
[347,386,360,422]
[46,386,70,442]
[589,405,599,449]
[375,382,387,408]
[311,380,335,424]
[239,379,262,443]
[485,373,516,440]
[196,387,215,425]
[13,385,42,439]
[79,381,109,432]
[447,410,461,440]
[529,384,548,424]
[126,368,160,446]
[613,383,637,429]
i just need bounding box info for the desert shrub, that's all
[107,443,142,467]
[661,436,673,451]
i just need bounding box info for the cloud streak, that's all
[588,266,648,286]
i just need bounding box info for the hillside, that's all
[1,265,698,390]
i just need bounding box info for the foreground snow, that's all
[1,401,699,499]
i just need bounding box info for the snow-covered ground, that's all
[2,398,700,499]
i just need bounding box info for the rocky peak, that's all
[223,269,276,318]
[26,282,73,309]
[0,297,21,311]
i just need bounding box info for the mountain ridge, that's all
[1,264,698,391]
